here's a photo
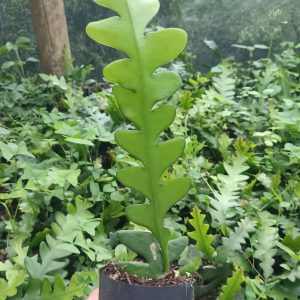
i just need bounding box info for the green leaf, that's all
[86,0,190,274]
[0,241,28,299]
[5,42,14,51]
[0,189,28,200]
[116,260,158,279]
[11,239,29,267]
[117,230,164,279]
[188,206,215,261]
[0,127,11,135]
[110,190,124,202]
[219,268,244,300]
[26,57,40,63]
[39,73,50,81]
[178,245,202,269]
[179,255,201,276]
[284,143,300,160]
[52,199,110,261]
[16,36,31,45]
[47,168,81,187]
[168,236,189,264]
[64,137,94,146]
[283,232,300,253]
[22,274,84,300]
[24,235,72,280]
[0,141,34,161]
[254,44,269,49]
[1,61,15,70]
[0,271,27,300]
[40,74,69,90]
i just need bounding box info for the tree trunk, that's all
[28,0,72,76]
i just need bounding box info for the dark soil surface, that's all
[102,262,198,287]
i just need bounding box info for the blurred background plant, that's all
[1,0,299,72]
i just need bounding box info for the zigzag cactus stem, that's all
[87,0,191,273]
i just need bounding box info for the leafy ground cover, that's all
[0,39,299,299]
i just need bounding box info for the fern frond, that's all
[219,218,256,261]
[218,268,244,300]
[252,212,279,279]
[188,206,215,262]
[212,65,236,103]
[210,153,249,224]
[87,0,190,273]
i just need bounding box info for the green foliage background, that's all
[0,34,299,299]
[1,0,299,70]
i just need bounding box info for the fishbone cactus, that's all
[87,0,190,276]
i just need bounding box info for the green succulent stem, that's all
[119,1,169,270]
[87,0,190,276]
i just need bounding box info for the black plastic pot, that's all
[99,269,195,300]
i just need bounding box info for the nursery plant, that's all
[86,0,193,294]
